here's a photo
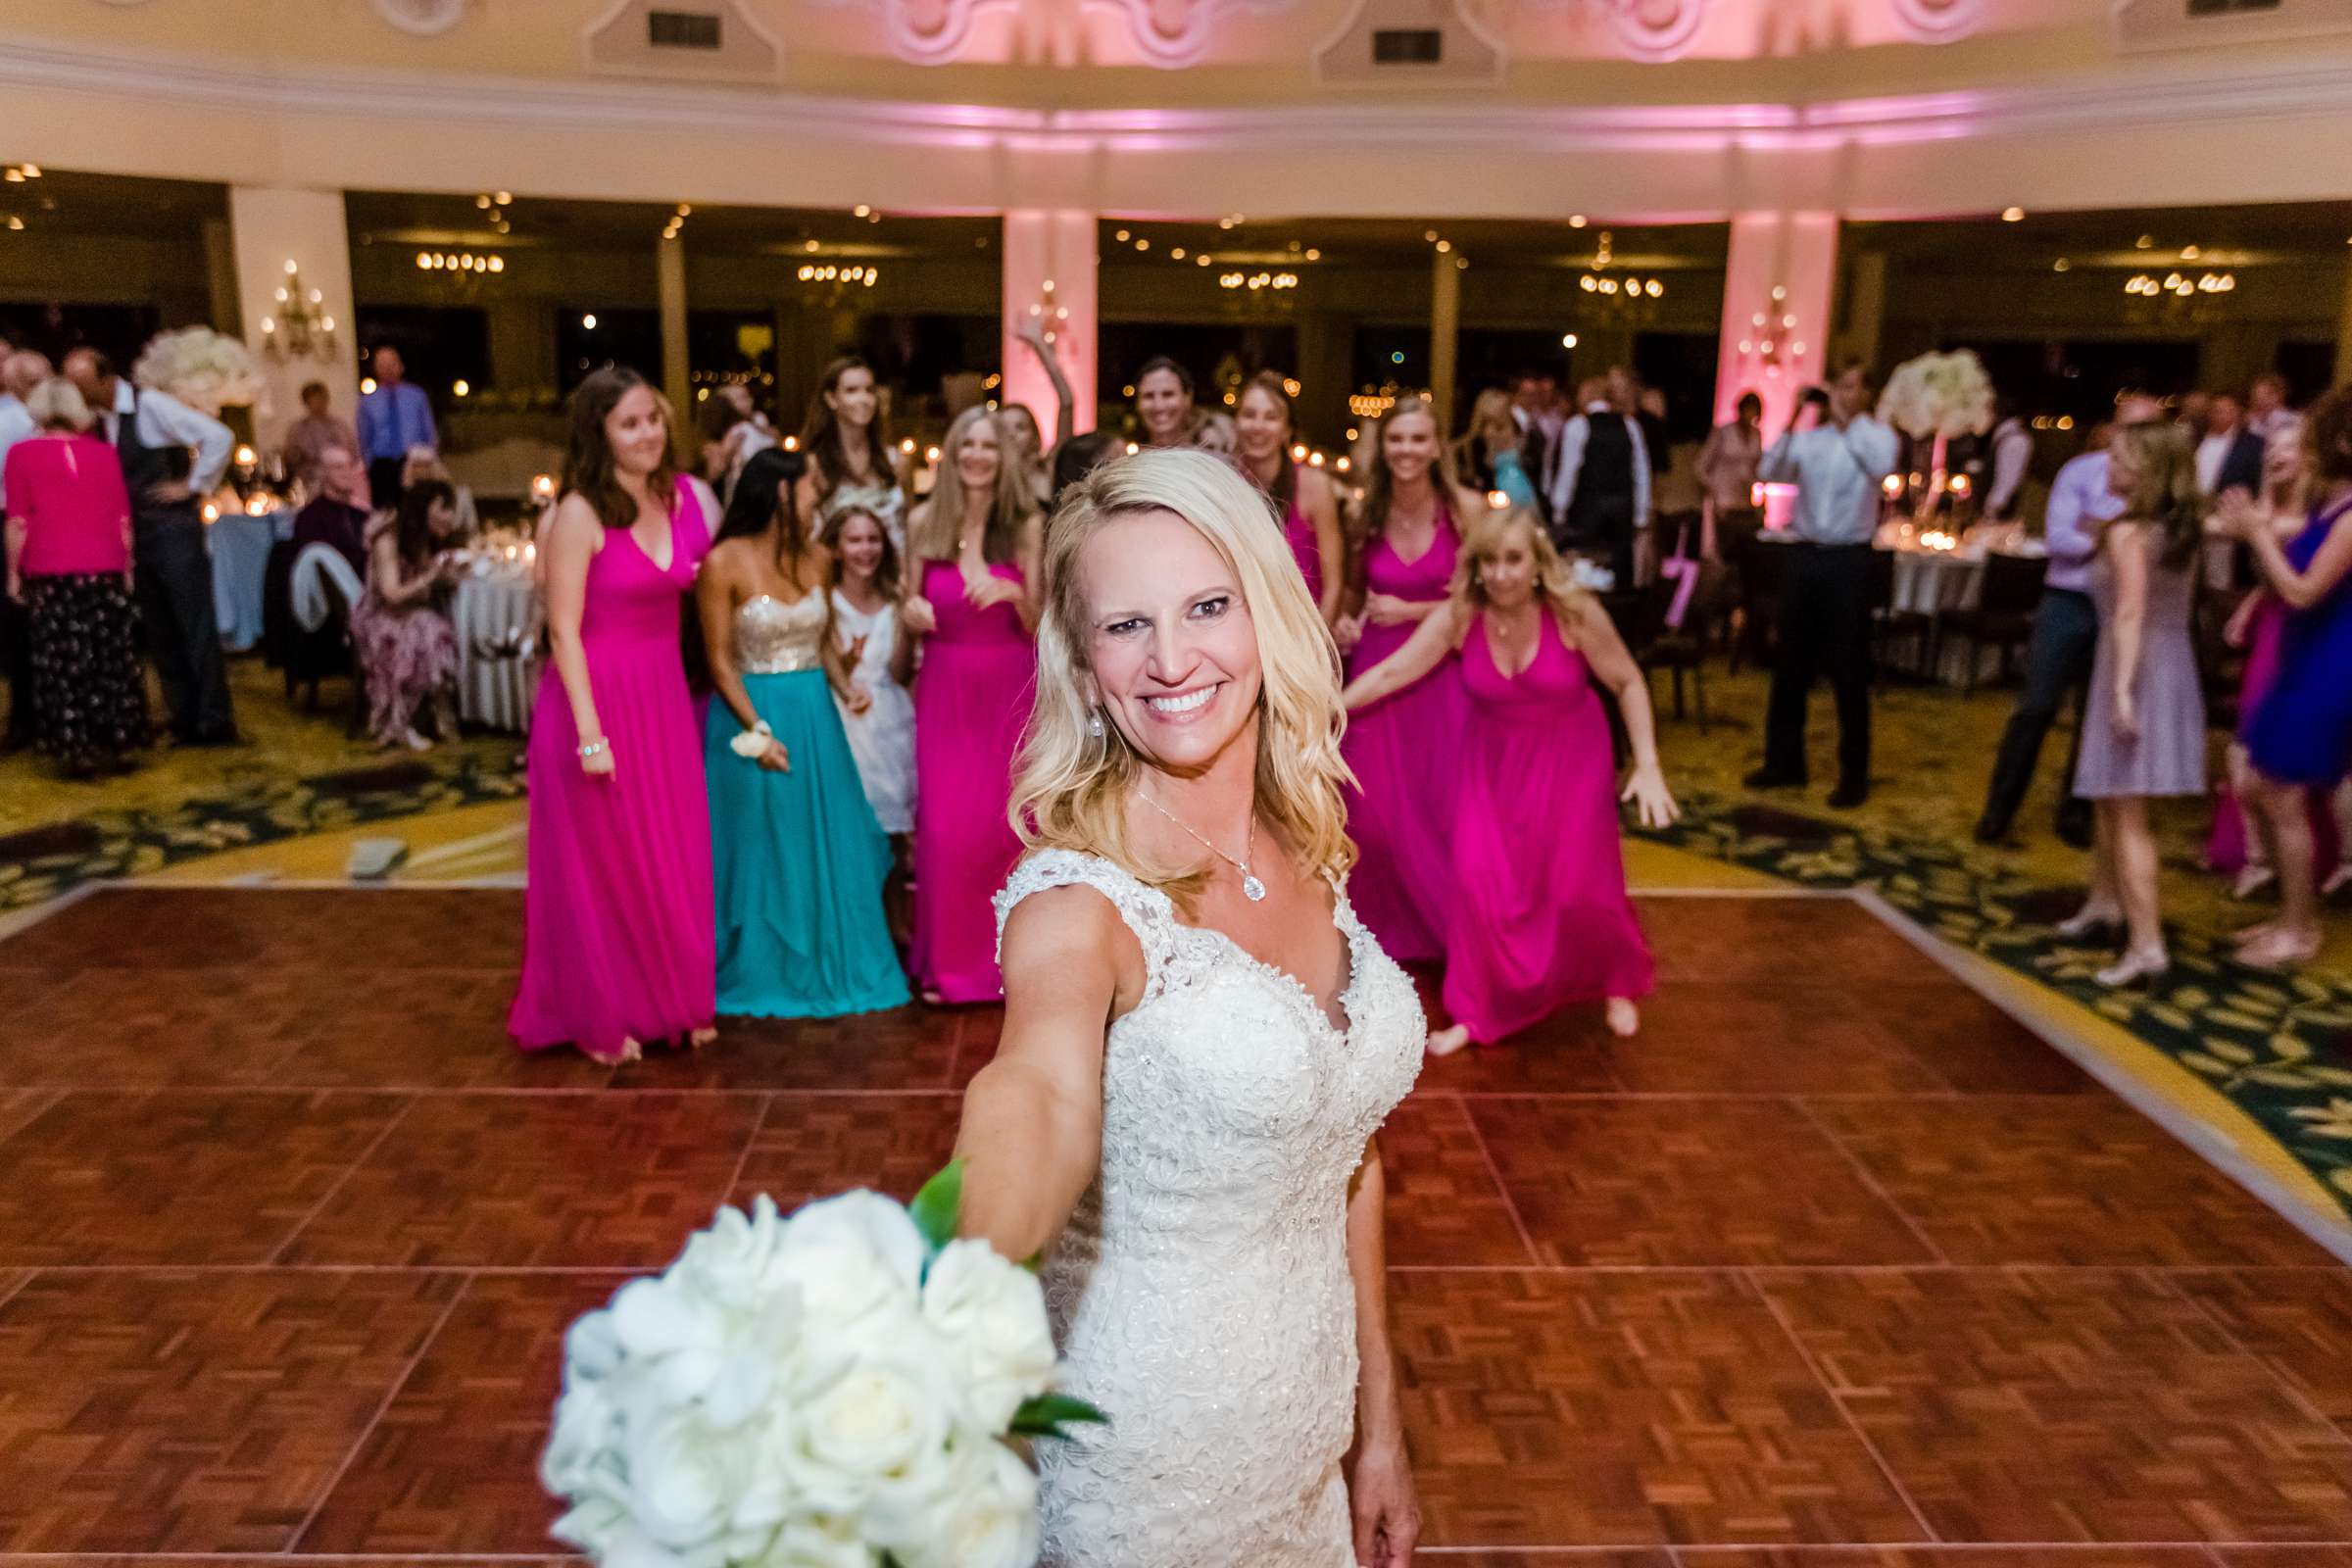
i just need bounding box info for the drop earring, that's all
[1088,710,1105,740]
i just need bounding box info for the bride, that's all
[954,449,1425,1566]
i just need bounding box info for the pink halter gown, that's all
[1443,608,1653,1042]
[1341,507,1467,963]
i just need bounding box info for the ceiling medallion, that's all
[1605,0,1713,61]
[1084,0,1282,67]
[1887,0,1983,42]
[371,0,471,36]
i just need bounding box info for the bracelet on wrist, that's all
[577,738,609,760]
[729,721,773,760]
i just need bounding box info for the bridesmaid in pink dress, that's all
[1337,396,1488,963]
[902,407,1043,1003]
[1234,371,1346,625]
[1345,508,1677,1052]
[512,368,719,1062]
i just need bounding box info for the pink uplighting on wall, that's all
[1000,210,1097,446]
[1714,209,1838,436]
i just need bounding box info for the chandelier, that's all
[260,260,338,364]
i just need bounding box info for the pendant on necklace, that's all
[1242,873,1267,902]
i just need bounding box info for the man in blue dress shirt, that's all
[358,345,436,510]
[1743,362,1900,809]
[1974,394,2164,847]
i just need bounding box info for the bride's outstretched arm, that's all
[1346,1141,1420,1567]
[954,887,1127,1262]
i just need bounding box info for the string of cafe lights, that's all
[1108,220,1322,284]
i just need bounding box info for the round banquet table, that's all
[1886,547,1985,616]
[450,564,542,732]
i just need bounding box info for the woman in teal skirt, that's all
[696,447,909,1018]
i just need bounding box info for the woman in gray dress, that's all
[2060,420,2207,988]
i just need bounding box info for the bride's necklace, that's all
[1140,790,1266,902]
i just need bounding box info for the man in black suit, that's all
[2197,391,2267,502]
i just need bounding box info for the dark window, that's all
[649,10,723,47]
[353,305,492,401]
[2186,0,2280,15]
[1373,29,1443,63]
[0,301,162,370]
[555,307,662,397]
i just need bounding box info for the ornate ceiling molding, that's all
[1084,0,1294,68]
[1605,0,1715,62]
[4,35,2346,155]
[808,0,1016,67]
[1886,0,1984,43]
[370,0,471,36]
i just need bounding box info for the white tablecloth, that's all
[451,568,541,732]
[1888,549,1985,615]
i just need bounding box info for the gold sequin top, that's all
[733,591,826,674]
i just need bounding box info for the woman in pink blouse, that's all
[2,377,148,776]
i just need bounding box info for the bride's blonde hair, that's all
[1010,448,1355,902]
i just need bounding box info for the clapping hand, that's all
[1621,762,1681,829]
[965,572,1021,612]
[2210,489,2268,542]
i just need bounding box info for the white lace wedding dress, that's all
[994,849,1426,1566]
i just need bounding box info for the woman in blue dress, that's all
[696,446,910,1018]
[2212,388,2352,971]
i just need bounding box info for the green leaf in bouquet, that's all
[909,1159,965,1254]
[1011,1391,1110,1440]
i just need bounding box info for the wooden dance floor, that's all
[7,885,2352,1563]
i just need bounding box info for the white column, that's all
[1714,211,1840,436]
[1431,248,1462,436]
[226,185,360,450]
[1002,210,1098,445]
[658,233,691,459]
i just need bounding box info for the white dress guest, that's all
[830,586,915,835]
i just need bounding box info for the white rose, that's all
[567,1307,625,1380]
[771,1192,927,1333]
[890,1440,1041,1568]
[920,1241,1057,1431]
[551,1494,630,1557]
[543,1378,621,1495]
[753,1513,880,1568]
[676,1196,790,1311]
[612,1275,733,1408]
[624,1407,757,1549]
[777,1353,955,1516]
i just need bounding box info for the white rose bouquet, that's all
[130,327,264,417]
[543,1163,1102,1568]
[1876,349,1994,442]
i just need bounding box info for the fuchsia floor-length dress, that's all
[511,477,716,1057]
[1343,509,1467,962]
[1284,501,1325,612]
[911,558,1035,1002]
[1443,609,1653,1042]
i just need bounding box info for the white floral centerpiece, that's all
[131,327,264,418]
[542,1163,1101,1568]
[1876,349,1994,520]
[1877,349,1994,442]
